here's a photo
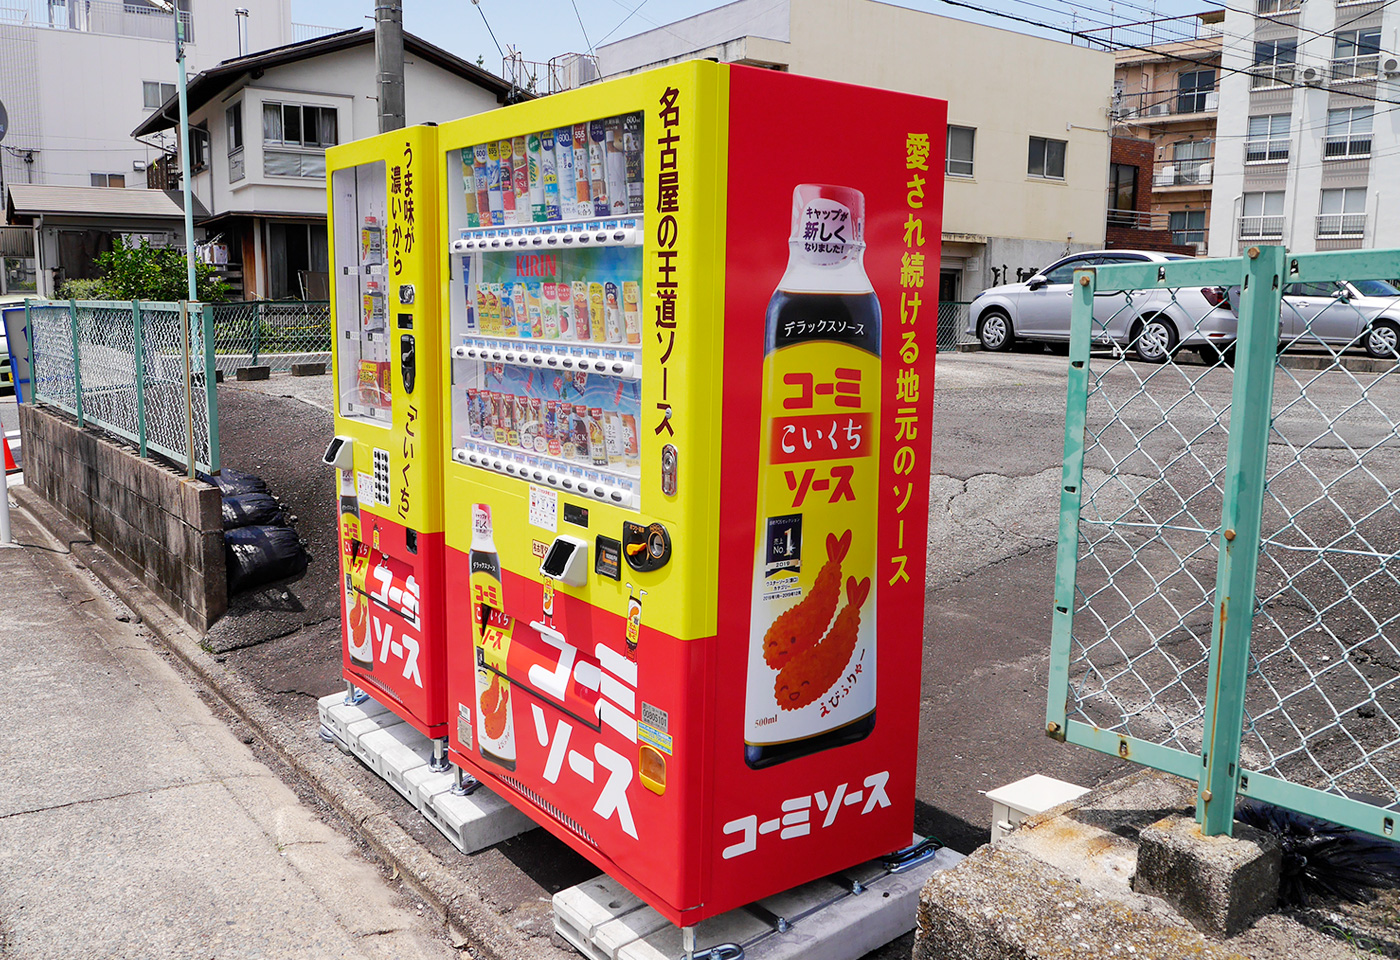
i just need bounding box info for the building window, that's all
[1332,29,1381,80]
[1240,191,1285,238]
[1108,163,1137,224]
[1169,209,1207,246]
[1324,106,1373,157]
[227,102,245,183]
[263,102,338,179]
[1257,0,1301,15]
[1252,38,1297,88]
[1318,188,1366,236]
[1245,114,1290,163]
[1176,70,1215,113]
[946,126,975,178]
[1028,136,1066,180]
[1170,140,1212,184]
[142,81,175,110]
[188,126,209,174]
[90,173,126,188]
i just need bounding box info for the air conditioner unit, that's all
[1198,162,1212,182]
[1302,66,1323,85]
[1146,102,1170,117]
[1204,91,1220,111]
[1384,56,1400,75]
[1192,241,1207,255]
[1154,164,1175,187]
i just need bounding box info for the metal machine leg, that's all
[344,681,368,706]
[430,736,450,772]
[451,765,480,797]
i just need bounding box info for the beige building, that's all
[1100,12,1223,252]
[592,0,1114,302]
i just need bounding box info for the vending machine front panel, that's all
[328,126,448,738]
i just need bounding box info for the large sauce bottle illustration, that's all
[470,503,516,770]
[745,185,879,769]
[340,470,373,671]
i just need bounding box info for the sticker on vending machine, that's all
[529,484,558,532]
[357,471,376,508]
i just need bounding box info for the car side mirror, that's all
[1027,275,1048,291]
[1333,288,1351,302]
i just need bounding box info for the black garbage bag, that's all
[225,525,308,594]
[1237,800,1400,907]
[201,468,270,497]
[221,492,291,529]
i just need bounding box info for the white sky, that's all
[289,0,1216,74]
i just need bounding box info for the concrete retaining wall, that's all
[17,404,227,631]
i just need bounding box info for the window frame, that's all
[1317,187,1366,236]
[1245,113,1291,163]
[142,80,176,111]
[227,101,245,183]
[89,173,127,188]
[1108,162,1138,224]
[1252,38,1298,88]
[1169,209,1207,246]
[1176,69,1216,113]
[262,100,339,180]
[1323,105,1373,158]
[946,125,975,178]
[1027,135,1067,180]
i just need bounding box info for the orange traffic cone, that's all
[3,434,17,474]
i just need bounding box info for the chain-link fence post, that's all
[202,303,220,474]
[252,301,262,365]
[132,300,147,457]
[1198,244,1285,836]
[181,301,195,480]
[24,299,35,406]
[68,298,83,427]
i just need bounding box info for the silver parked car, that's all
[1278,279,1400,358]
[966,250,1237,363]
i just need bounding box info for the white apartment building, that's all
[0,1,308,198]
[591,0,1115,303]
[1210,0,1400,254]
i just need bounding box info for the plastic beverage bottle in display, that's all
[588,120,609,217]
[744,184,881,769]
[588,282,606,342]
[475,284,489,335]
[340,471,373,671]
[604,117,628,216]
[526,132,546,222]
[541,129,562,222]
[556,280,574,338]
[603,411,625,465]
[473,145,492,226]
[621,413,640,470]
[622,280,641,345]
[461,150,480,229]
[499,283,517,337]
[470,503,516,771]
[587,407,609,467]
[571,405,591,463]
[466,388,482,439]
[497,140,516,224]
[542,282,561,339]
[512,282,528,338]
[573,281,592,341]
[484,142,504,226]
[512,136,530,219]
[554,127,575,218]
[603,281,624,344]
[572,122,592,217]
[623,113,644,214]
[525,281,544,338]
[487,282,503,336]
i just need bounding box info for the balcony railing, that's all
[1153,157,1213,187]
[1239,215,1286,239]
[1250,62,1296,89]
[1331,54,1380,82]
[1323,134,1371,159]
[1107,208,1171,231]
[1079,12,1222,50]
[1316,213,1366,237]
[1114,88,1219,122]
[1257,0,1302,15]
[0,1,193,42]
[291,22,341,43]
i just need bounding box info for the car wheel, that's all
[1364,320,1399,360]
[1196,345,1235,367]
[978,310,1014,352]
[1133,316,1178,363]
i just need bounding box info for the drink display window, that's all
[331,160,392,425]
[446,113,645,509]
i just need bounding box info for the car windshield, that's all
[1350,279,1400,298]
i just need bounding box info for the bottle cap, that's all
[789,184,865,266]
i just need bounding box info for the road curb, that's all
[10,483,535,960]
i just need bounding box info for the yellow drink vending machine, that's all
[326,124,449,747]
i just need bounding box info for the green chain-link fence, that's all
[25,299,219,475]
[1048,246,1400,841]
[210,300,331,373]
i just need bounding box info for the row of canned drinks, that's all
[472,279,642,345]
[460,113,644,227]
[465,389,642,472]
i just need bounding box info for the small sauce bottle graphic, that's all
[744,185,880,769]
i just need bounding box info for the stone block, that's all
[235,366,270,381]
[291,362,326,377]
[1132,815,1281,938]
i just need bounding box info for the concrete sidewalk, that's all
[0,485,461,960]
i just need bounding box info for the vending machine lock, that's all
[661,444,678,497]
[622,521,671,572]
[400,334,416,393]
[539,535,589,586]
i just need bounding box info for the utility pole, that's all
[375,0,405,133]
[150,0,197,301]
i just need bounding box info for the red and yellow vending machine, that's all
[439,62,944,926]
[326,125,450,746]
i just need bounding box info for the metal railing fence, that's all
[24,299,219,475]
[1049,246,1400,841]
[937,301,971,352]
[210,300,331,373]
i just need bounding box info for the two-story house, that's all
[130,28,518,299]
